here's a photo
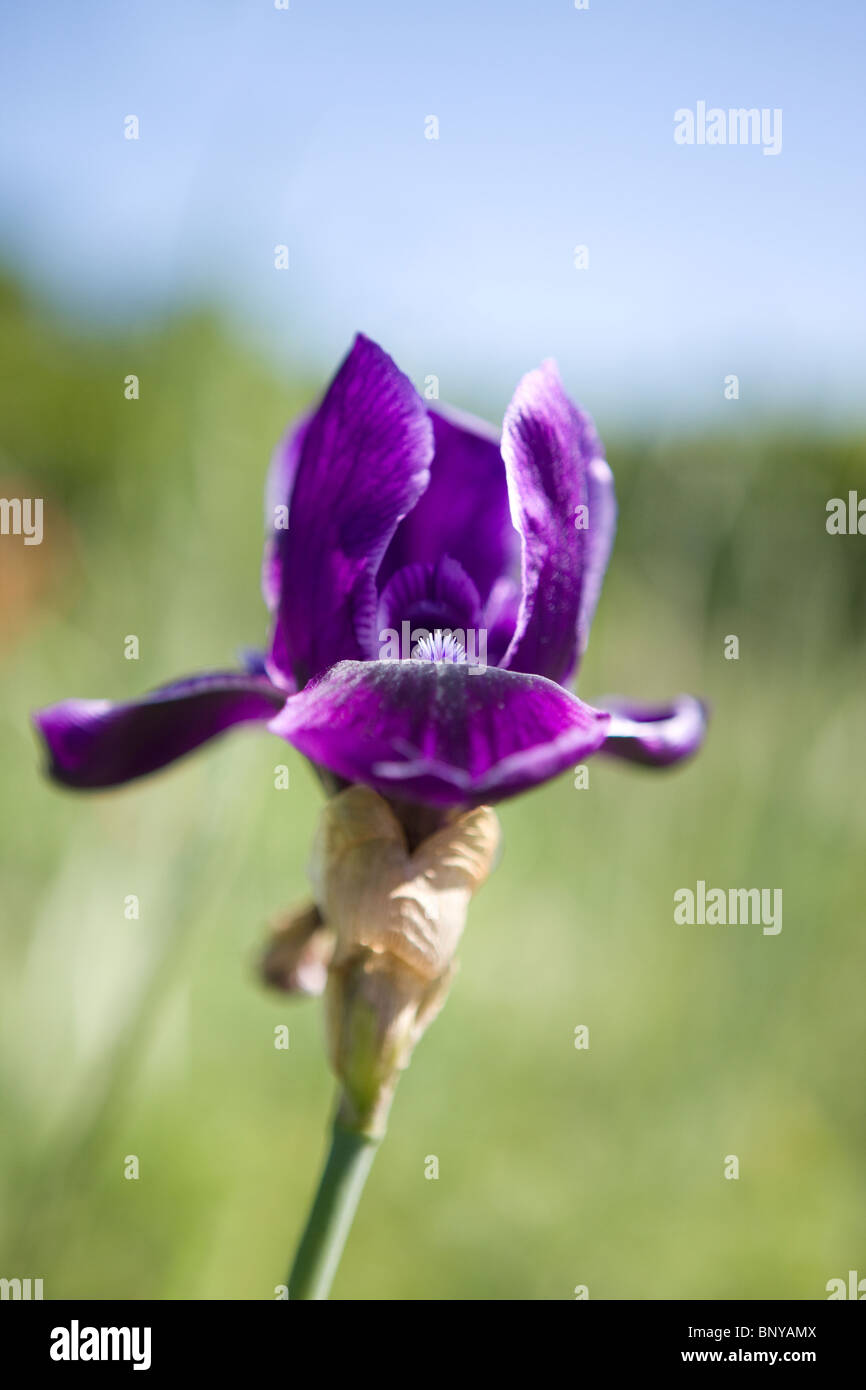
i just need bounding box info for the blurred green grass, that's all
[1,273,864,1299]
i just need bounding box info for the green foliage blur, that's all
[1,272,864,1300]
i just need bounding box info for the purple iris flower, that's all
[33,335,706,809]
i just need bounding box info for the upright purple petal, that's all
[483,576,520,666]
[500,361,609,685]
[261,411,311,626]
[33,672,286,790]
[577,455,617,655]
[598,696,708,767]
[268,335,434,688]
[378,404,517,606]
[269,658,610,807]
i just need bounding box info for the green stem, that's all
[288,1113,380,1300]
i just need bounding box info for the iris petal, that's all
[33,672,286,789]
[577,455,617,656]
[501,361,614,685]
[483,576,520,666]
[261,410,311,635]
[598,696,708,767]
[379,404,517,607]
[267,335,434,687]
[268,658,610,807]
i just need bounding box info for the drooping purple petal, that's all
[597,696,708,767]
[33,672,286,790]
[268,335,434,688]
[378,404,517,606]
[268,658,610,807]
[500,360,610,686]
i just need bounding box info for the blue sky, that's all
[1,0,864,424]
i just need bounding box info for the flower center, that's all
[375,555,484,662]
[411,630,468,664]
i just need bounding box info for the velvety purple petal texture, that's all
[261,410,311,632]
[379,404,516,606]
[483,576,521,666]
[269,658,610,807]
[34,673,286,789]
[268,335,434,687]
[376,555,482,643]
[577,455,617,656]
[598,696,708,767]
[500,361,608,685]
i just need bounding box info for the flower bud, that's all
[260,902,335,997]
[309,786,500,1135]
